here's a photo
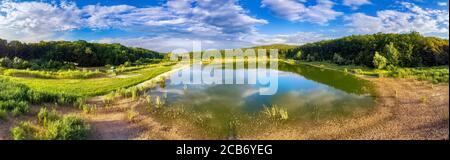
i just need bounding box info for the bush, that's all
[0,57,12,68]
[41,115,90,140]
[37,108,59,125]
[385,42,400,66]
[10,114,90,140]
[373,52,387,69]
[351,69,364,74]
[0,100,29,116]
[294,51,302,60]
[11,121,37,140]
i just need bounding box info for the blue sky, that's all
[0,0,448,52]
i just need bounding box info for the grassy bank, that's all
[0,63,175,97]
[291,60,449,83]
[0,68,105,79]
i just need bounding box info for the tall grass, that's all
[10,122,36,140]
[388,67,449,83]
[11,109,90,140]
[298,61,449,83]
[2,68,105,79]
[155,96,165,109]
[2,63,174,97]
[126,109,139,123]
[1,78,81,116]
[37,107,59,125]
[262,105,289,121]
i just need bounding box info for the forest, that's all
[0,39,163,68]
[283,32,449,68]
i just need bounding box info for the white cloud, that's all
[0,1,82,41]
[3,0,329,52]
[241,32,331,46]
[0,0,267,42]
[99,32,330,52]
[437,2,447,6]
[344,2,449,37]
[343,0,371,9]
[261,0,343,25]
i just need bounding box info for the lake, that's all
[145,61,376,138]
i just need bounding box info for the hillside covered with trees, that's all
[0,39,163,68]
[284,32,449,68]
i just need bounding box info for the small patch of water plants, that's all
[126,109,139,123]
[262,105,289,121]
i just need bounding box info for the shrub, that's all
[126,109,139,123]
[294,51,302,60]
[10,121,37,140]
[351,69,364,74]
[37,108,59,125]
[385,42,400,66]
[0,100,29,116]
[0,57,12,68]
[373,52,387,69]
[11,115,90,140]
[41,115,90,140]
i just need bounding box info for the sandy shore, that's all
[249,77,449,140]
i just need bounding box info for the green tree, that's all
[384,42,400,66]
[373,52,387,69]
[332,53,345,65]
[0,57,12,68]
[294,51,302,60]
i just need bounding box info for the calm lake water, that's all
[146,62,376,137]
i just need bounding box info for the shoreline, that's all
[1,61,448,140]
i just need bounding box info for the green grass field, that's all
[0,63,174,97]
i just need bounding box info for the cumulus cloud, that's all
[261,0,343,25]
[241,32,330,46]
[99,32,330,52]
[0,0,267,42]
[437,2,447,6]
[344,2,449,37]
[0,1,82,41]
[343,0,371,9]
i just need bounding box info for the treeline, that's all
[0,39,163,68]
[285,32,449,68]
